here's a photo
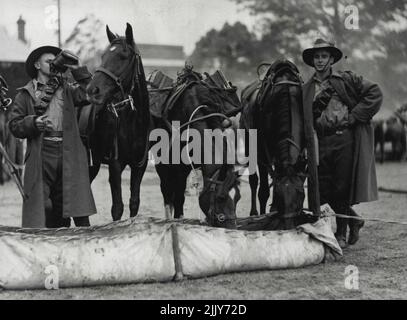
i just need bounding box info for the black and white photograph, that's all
[0,0,406,302]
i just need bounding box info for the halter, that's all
[180,104,238,226]
[93,38,150,168]
[200,167,239,226]
[95,40,138,117]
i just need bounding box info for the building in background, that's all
[64,14,185,79]
[0,16,30,98]
[139,44,185,79]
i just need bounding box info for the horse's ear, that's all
[125,23,134,45]
[106,25,116,43]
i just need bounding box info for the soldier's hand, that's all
[348,113,357,127]
[35,115,48,131]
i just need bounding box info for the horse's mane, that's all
[176,66,203,85]
[256,60,303,170]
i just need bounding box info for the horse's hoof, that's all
[250,211,259,216]
[111,205,124,221]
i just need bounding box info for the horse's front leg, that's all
[258,164,270,215]
[129,162,147,217]
[173,166,191,219]
[109,160,126,221]
[249,171,259,216]
[156,164,174,219]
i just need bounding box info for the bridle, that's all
[200,167,239,226]
[93,38,150,168]
[95,39,138,117]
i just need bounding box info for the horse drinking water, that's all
[240,60,314,229]
[150,66,242,228]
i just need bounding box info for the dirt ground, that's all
[0,162,406,300]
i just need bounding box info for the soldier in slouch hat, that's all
[8,45,97,228]
[302,38,383,248]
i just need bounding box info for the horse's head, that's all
[87,23,141,106]
[168,73,241,229]
[199,165,240,229]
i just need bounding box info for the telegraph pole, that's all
[57,0,61,47]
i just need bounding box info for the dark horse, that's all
[150,66,242,228]
[240,60,308,229]
[85,23,150,220]
[373,115,406,163]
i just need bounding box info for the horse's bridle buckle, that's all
[216,213,226,223]
[128,95,135,111]
[108,103,119,118]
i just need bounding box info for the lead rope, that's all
[185,105,208,222]
[305,207,407,226]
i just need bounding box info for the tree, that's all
[189,22,259,82]
[64,14,106,72]
[231,0,407,106]
[233,0,405,51]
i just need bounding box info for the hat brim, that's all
[25,46,62,78]
[302,46,343,67]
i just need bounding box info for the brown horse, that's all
[86,23,151,220]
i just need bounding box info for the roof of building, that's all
[138,44,185,68]
[137,44,185,61]
[0,26,30,63]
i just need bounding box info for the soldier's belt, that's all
[317,126,350,137]
[44,131,63,138]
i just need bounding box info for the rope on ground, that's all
[320,212,407,226]
[378,187,407,195]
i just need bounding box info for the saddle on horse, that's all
[148,68,241,124]
[148,70,174,119]
[240,60,302,132]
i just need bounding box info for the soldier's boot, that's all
[335,217,349,249]
[348,207,364,245]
